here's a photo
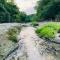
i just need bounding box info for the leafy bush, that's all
[31,21,39,26]
[7,26,21,43]
[36,22,60,40]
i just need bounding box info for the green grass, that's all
[7,26,21,43]
[36,22,60,41]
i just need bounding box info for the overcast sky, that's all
[15,0,38,15]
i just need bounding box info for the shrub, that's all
[31,21,39,26]
[36,22,60,40]
[7,26,21,43]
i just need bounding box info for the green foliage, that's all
[31,20,39,26]
[0,0,35,23]
[0,0,9,23]
[19,12,27,23]
[36,0,60,21]
[36,23,60,40]
[26,14,35,22]
[5,2,20,22]
[0,0,18,22]
[31,14,39,26]
[0,0,29,23]
[7,26,21,43]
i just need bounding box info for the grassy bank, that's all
[36,22,60,41]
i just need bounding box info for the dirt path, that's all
[19,27,43,60]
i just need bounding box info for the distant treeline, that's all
[0,0,33,23]
[0,0,60,23]
[35,0,60,21]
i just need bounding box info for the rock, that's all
[54,33,60,43]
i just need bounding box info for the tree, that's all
[0,0,30,23]
[0,0,21,23]
[5,2,20,22]
[0,0,10,23]
[36,0,60,21]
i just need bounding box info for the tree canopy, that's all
[36,0,60,21]
[0,0,29,23]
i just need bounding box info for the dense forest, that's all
[36,0,60,21]
[0,0,31,23]
[0,0,60,23]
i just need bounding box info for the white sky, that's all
[14,0,38,15]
